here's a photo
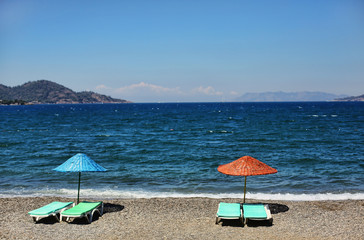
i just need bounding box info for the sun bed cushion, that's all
[61,201,102,216]
[243,204,268,219]
[217,202,242,218]
[28,201,73,216]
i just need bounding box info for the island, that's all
[0,80,131,105]
[334,94,364,102]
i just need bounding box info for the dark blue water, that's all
[1,102,363,200]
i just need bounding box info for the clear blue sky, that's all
[1,0,363,102]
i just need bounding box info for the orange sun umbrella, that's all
[218,156,277,203]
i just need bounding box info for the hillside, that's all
[0,80,130,104]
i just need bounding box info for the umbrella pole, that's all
[77,172,81,204]
[243,176,247,203]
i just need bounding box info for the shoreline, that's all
[1,197,363,239]
[1,191,363,201]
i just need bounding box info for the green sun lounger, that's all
[215,202,243,225]
[28,201,74,222]
[60,201,104,223]
[242,203,273,224]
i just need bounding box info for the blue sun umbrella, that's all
[54,153,107,204]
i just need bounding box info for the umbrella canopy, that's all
[54,153,107,172]
[218,156,277,203]
[54,153,107,203]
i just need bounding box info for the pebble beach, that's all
[1,197,363,240]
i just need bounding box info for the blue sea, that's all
[1,102,363,201]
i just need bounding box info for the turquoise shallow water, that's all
[0,102,363,200]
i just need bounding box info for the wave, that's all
[1,188,363,201]
[247,193,364,201]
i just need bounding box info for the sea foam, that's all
[1,188,363,201]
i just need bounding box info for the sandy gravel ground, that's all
[0,197,363,240]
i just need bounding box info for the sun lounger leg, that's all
[86,214,91,224]
[54,214,60,222]
[89,208,101,223]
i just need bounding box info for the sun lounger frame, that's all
[60,201,104,224]
[28,201,75,222]
[242,203,273,224]
[215,202,244,225]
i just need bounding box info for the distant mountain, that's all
[334,94,364,102]
[0,80,130,104]
[234,91,348,102]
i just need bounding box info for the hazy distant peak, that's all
[235,91,348,102]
